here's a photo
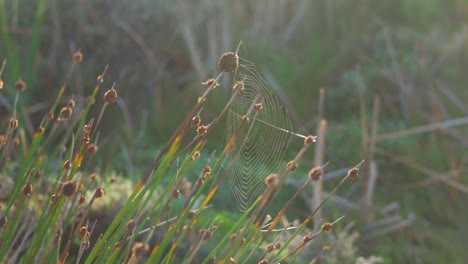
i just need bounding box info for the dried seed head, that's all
[13,138,19,145]
[208,256,217,264]
[229,233,238,242]
[196,125,208,136]
[187,210,196,219]
[191,151,201,161]
[242,115,250,122]
[73,51,83,63]
[202,165,212,178]
[202,230,213,241]
[68,99,76,108]
[36,126,44,135]
[94,187,104,198]
[254,103,263,112]
[14,79,26,92]
[304,135,317,145]
[127,219,137,231]
[97,75,104,83]
[62,181,77,197]
[218,52,239,73]
[59,107,73,120]
[258,259,268,264]
[347,167,359,180]
[202,78,220,89]
[240,237,246,246]
[132,242,149,257]
[274,242,281,249]
[48,112,55,120]
[308,167,323,181]
[90,173,98,181]
[266,243,274,252]
[190,115,201,127]
[0,135,6,146]
[196,178,204,187]
[287,160,297,171]
[110,176,116,183]
[0,79,3,89]
[302,235,312,243]
[321,222,333,232]
[22,183,33,197]
[79,195,86,205]
[233,80,245,92]
[172,188,180,199]
[0,216,7,227]
[228,258,236,264]
[264,173,278,187]
[79,226,89,239]
[50,194,59,204]
[322,245,330,251]
[63,160,71,170]
[86,144,98,156]
[104,88,118,104]
[9,118,18,130]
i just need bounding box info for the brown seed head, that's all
[258,260,268,264]
[322,245,330,251]
[9,118,18,130]
[202,78,220,89]
[48,112,55,120]
[97,75,104,83]
[36,126,45,135]
[242,115,250,122]
[254,103,263,112]
[68,99,76,108]
[94,187,104,198]
[266,243,274,252]
[202,165,212,178]
[132,242,149,257]
[304,135,317,145]
[190,115,201,127]
[127,219,137,231]
[187,210,196,219]
[321,222,333,232]
[62,181,77,197]
[15,79,26,92]
[302,235,312,243]
[104,88,118,104]
[172,188,180,199]
[218,52,239,73]
[229,233,238,242]
[90,173,98,181]
[86,144,98,156]
[73,51,83,63]
[264,173,278,187]
[22,183,33,197]
[202,230,212,241]
[79,195,86,205]
[287,160,297,171]
[308,167,323,181]
[0,216,7,227]
[347,167,359,180]
[233,80,245,92]
[59,107,73,120]
[228,258,236,264]
[274,242,281,249]
[191,150,201,161]
[79,226,89,239]
[0,135,6,146]
[13,138,19,145]
[196,178,204,187]
[110,176,116,183]
[240,237,246,246]
[196,125,208,136]
[208,256,217,264]
[0,79,3,89]
[50,194,59,204]
[63,160,71,170]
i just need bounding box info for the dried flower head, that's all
[132,242,149,257]
[73,51,83,63]
[127,219,137,231]
[68,99,76,108]
[347,167,359,180]
[218,51,239,73]
[86,144,98,156]
[0,216,7,227]
[59,107,73,120]
[97,75,104,83]
[13,138,19,145]
[274,242,281,249]
[190,115,201,127]
[322,245,330,251]
[233,81,245,92]
[9,118,18,130]
[302,235,312,243]
[187,210,196,219]
[172,188,180,199]
[304,135,317,145]
[202,165,212,178]
[266,243,274,252]
[321,222,333,232]
[0,135,6,146]
[0,79,3,89]
[264,173,278,187]
[308,167,323,181]
[79,195,86,205]
[36,126,45,135]
[94,187,104,198]
[196,125,208,136]
[22,183,33,197]
[254,103,263,112]
[242,115,250,122]
[202,230,213,241]
[62,181,77,197]
[202,78,220,89]
[53,228,62,245]
[229,233,238,242]
[79,226,89,239]
[191,151,201,161]
[14,79,26,92]
[258,259,268,264]
[286,160,297,171]
[63,160,71,170]
[104,88,118,104]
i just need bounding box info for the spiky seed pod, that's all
[104,88,118,104]
[9,118,18,130]
[233,81,245,92]
[190,115,201,127]
[73,51,83,63]
[287,160,297,171]
[63,160,71,170]
[14,79,26,92]
[62,181,77,197]
[59,107,73,120]
[348,167,359,180]
[22,183,33,197]
[264,173,278,187]
[218,52,239,73]
[79,226,89,239]
[196,126,207,136]
[202,78,220,89]
[127,219,137,231]
[254,103,263,112]
[304,135,317,145]
[0,216,7,227]
[321,222,333,232]
[79,195,86,205]
[94,187,104,198]
[308,167,323,181]
[132,242,149,257]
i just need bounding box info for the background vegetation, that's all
[1,0,467,263]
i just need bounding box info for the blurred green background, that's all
[1,0,468,263]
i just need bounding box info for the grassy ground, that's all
[1,0,467,263]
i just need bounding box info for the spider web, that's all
[226,58,293,211]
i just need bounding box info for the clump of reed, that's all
[0,47,362,263]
